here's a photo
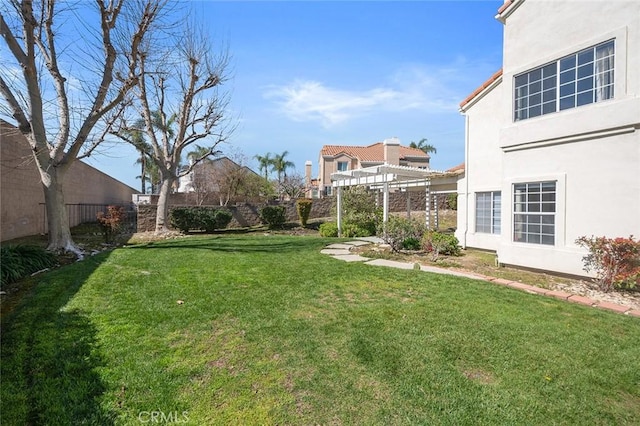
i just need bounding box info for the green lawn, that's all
[2,235,639,425]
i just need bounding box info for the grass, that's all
[2,234,639,425]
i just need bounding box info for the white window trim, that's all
[510,26,629,118]
[507,174,566,248]
[475,191,502,235]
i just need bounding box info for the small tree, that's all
[296,199,313,227]
[336,186,382,236]
[97,206,126,244]
[278,173,306,200]
[576,235,640,292]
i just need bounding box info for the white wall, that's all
[456,78,505,252]
[459,0,640,276]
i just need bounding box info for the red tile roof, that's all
[447,163,465,173]
[459,69,503,109]
[497,0,514,14]
[321,143,429,162]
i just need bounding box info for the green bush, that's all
[319,222,339,237]
[335,186,382,237]
[1,245,57,287]
[422,231,461,259]
[170,207,232,233]
[381,216,427,252]
[260,205,286,229]
[295,198,313,227]
[341,223,371,238]
[447,193,458,211]
[402,237,422,251]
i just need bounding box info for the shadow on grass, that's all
[127,234,327,254]
[1,254,116,425]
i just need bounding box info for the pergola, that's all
[331,164,458,236]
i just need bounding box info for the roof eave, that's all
[495,0,524,24]
[459,74,503,114]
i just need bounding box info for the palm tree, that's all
[409,138,437,155]
[271,151,295,183]
[254,153,273,180]
[187,144,219,164]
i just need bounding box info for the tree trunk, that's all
[41,167,81,255]
[155,177,174,233]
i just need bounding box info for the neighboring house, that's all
[318,137,430,196]
[0,120,139,241]
[176,156,262,206]
[456,0,640,276]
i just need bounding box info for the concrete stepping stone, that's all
[325,243,356,250]
[343,240,371,247]
[320,248,352,256]
[332,254,371,262]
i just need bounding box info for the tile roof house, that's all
[318,137,429,196]
[456,0,640,277]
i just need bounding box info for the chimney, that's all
[305,160,312,185]
[383,137,400,165]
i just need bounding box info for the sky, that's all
[13,0,506,190]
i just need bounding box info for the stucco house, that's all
[456,0,640,276]
[318,137,430,196]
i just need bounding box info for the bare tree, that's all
[278,173,306,200]
[114,22,232,233]
[0,0,164,254]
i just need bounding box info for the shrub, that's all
[341,223,371,238]
[96,205,126,243]
[381,216,427,252]
[422,231,461,260]
[170,207,233,233]
[402,237,422,251]
[319,222,338,237]
[576,235,640,292]
[1,245,57,287]
[260,205,286,229]
[446,193,458,211]
[295,198,313,227]
[335,186,382,237]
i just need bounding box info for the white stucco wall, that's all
[459,0,640,276]
[456,78,505,252]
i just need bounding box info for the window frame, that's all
[514,39,615,122]
[475,191,501,235]
[337,161,349,172]
[512,181,556,246]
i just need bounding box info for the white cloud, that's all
[263,63,472,128]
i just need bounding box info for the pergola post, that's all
[336,186,343,237]
[406,190,411,218]
[434,193,439,230]
[383,182,389,223]
[425,184,431,230]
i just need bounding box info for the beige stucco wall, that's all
[1,122,139,241]
[459,0,640,276]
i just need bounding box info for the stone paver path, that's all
[321,239,640,318]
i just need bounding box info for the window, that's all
[514,40,614,121]
[475,191,501,234]
[513,182,556,245]
[337,161,348,172]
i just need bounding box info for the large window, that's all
[337,161,348,172]
[514,40,614,121]
[476,191,501,234]
[513,182,556,245]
